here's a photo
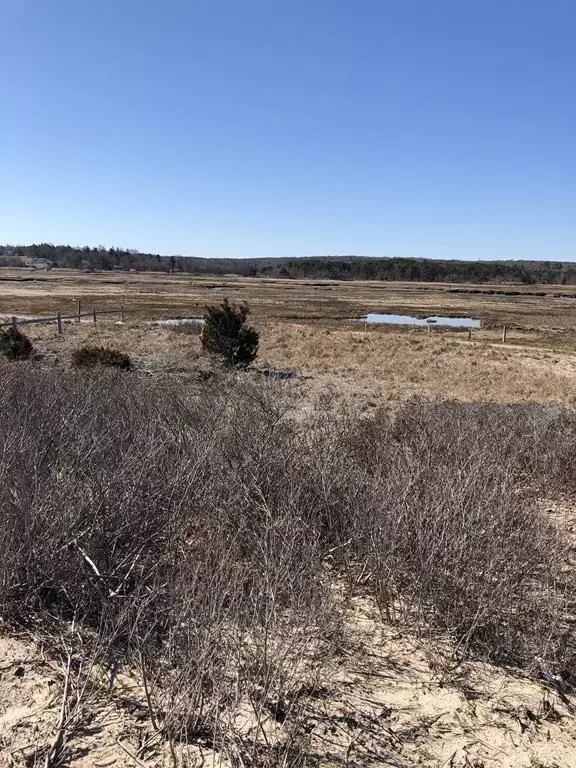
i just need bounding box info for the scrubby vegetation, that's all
[72,345,132,369]
[0,363,575,762]
[201,298,259,366]
[0,326,33,360]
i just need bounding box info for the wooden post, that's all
[57,313,62,334]
[427,324,431,335]
[502,325,507,342]
[120,305,125,322]
[77,299,81,322]
[11,316,17,331]
[93,309,97,324]
[468,328,472,341]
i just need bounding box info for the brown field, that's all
[3,267,576,405]
[2,267,576,328]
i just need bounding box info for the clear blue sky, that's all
[1,0,574,260]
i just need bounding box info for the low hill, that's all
[2,243,576,284]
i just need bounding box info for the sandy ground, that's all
[2,596,575,767]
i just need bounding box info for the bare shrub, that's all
[72,345,132,369]
[283,398,576,675]
[0,366,339,761]
[350,403,567,667]
[0,367,575,760]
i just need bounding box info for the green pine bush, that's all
[0,327,34,360]
[201,299,259,367]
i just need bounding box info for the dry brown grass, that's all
[18,316,576,406]
[258,320,576,405]
[5,267,576,405]
[3,267,576,330]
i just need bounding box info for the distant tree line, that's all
[1,243,576,284]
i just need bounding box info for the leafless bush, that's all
[0,365,575,761]
[0,365,342,761]
[344,403,571,669]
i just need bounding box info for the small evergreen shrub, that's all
[72,345,132,369]
[0,327,33,360]
[201,299,259,367]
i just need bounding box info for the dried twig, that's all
[44,652,72,768]
[116,739,150,768]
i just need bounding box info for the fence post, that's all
[57,313,62,334]
[502,325,507,342]
[427,324,431,336]
[120,305,125,322]
[468,328,472,341]
[77,299,81,322]
[93,309,97,324]
[11,316,17,331]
